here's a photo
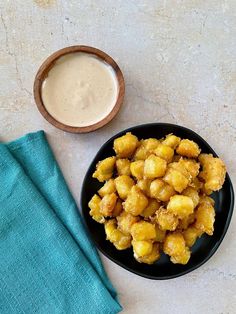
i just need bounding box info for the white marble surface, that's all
[0,1,236,313]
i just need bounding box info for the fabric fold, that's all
[0,131,121,314]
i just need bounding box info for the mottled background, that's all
[0,1,235,313]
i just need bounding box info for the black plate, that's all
[80,123,234,280]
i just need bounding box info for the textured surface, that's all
[0,1,235,313]
[0,131,120,314]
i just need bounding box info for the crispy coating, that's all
[105,219,131,250]
[144,154,167,179]
[154,225,166,242]
[183,226,202,247]
[116,158,131,176]
[115,175,134,200]
[117,211,140,235]
[195,202,215,235]
[132,240,153,257]
[167,195,194,219]
[178,158,200,179]
[141,199,160,218]
[156,208,179,231]
[98,179,116,197]
[131,221,156,241]
[176,139,201,158]
[123,186,149,216]
[130,160,144,179]
[90,132,226,265]
[199,195,215,206]
[133,141,148,160]
[136,178,152,197]
[113,236,131,250]
[169,161,192,180]
[199,153,226,191]
[134,138,160,160]
[162,134,181,149]
[177,213,195,230]
[135,243,160,264]
[100,193,118,217]
[88,194,105,224]
[189,177,203,191]
[112,199,123,217]
[163,164,189,193]
[163,233,190,264]
[113,132,139,158]
[104,219,116,241]
[150,179,176,202]
[200,185,213,196]
[93,156,116,182]
[154,143,174,163]
[182,187,200,208]
[142,138,160,151]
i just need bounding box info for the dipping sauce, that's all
[41,52,119,127]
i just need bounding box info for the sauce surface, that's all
[41,52,118,127]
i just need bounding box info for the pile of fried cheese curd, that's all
[88,132,226,265]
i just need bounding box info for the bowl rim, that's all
[80,123,235,280]
[33,45,125,133]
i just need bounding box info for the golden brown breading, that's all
[89,132,226,265]
[199,153,226,191]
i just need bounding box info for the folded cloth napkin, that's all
[0,131,122,314]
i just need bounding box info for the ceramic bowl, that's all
[34,45,125,133]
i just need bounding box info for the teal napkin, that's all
[0,131,122,314]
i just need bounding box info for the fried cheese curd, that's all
[89,132,226,265]
[199,153,226,193]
